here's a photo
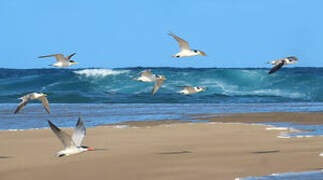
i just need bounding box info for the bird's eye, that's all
[194,50,198,53]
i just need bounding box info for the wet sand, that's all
[195,112,323,125]
[1,112,323,180]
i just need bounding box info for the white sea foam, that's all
[278,135,291,139]
[112,125,129,128]
[5,128,46,132]
[41,81,62,91]
[266,127,289,130]
[278,132,314,139]
[73,69,129,77]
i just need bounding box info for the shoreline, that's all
[105,111,323,128]
[1,112,323,179]
[1,111,323,131]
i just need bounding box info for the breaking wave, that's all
[73,69,129,77]
[0,67,323,103]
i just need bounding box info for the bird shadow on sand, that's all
[93,148,108,152]
[0,156,12,159]
[252,150,280,154]
[158,150,192,155]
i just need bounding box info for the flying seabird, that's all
[177,86,207,95]
[134,69,156,82]
[134,69,166,95]
[267,56,298,74]
[168,32,206,58]
[152,75,166,95]
[39,53,78,67]
[14,93,50,114]
[48,117,94,157]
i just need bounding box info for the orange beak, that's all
[88,147,94,151]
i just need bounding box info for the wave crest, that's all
[73,69,129,77]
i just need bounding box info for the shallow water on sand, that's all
[236,170,323,180]
[1,103,323,131]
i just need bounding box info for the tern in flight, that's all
[39,53,78,67]
[14,93,50,114]
[178,86,207,95]
[267,56,298,74]
[168,32,206,58]
[48,117,94,157]
[134,69,166,95]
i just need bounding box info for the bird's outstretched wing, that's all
[72,117,86,147]
[177,86,193,89]
[66,53,76,60]
[14,100,28,114]
[177,86,195,94]
[133,69,152,80]
[39,97,50,114]
[268,62,284,74]
[48,120,75,149]
[152,78,165,95]
[168,32,190,51]
[141,69,153,78]
[39,54,66,62]
[184,86,195,92]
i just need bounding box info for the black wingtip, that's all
[76,117,83,126]
[48,120,61,132]
[48,120,53,126]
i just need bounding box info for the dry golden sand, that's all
[0,113,323,180]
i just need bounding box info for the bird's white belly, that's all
[52,62,69,67]
[178,50,197,57]
[57,147,85,157]
[178,89,191,95]
[137,76,155,82]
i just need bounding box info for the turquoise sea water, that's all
[1,67,323,103]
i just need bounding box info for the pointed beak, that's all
[73,62,78,64]
[43,94,48,96]
[200,51,207,56]
[87,147,94,151]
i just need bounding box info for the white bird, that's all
[39,53,78,67]
[134,69,156,82]
[134,69,166,95]
[267,56,298,74]
[178,86,207,95]
[152,75,166,95]
[48,117,94,157]
[14,93,50,114]
[168,32,206,58]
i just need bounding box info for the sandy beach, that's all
[1,112,323,180]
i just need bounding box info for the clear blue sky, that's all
[0,0,322,68]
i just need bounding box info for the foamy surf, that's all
[266,127,289,130]
[73,69,129,77]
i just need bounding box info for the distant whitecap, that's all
[73,69,129,77]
